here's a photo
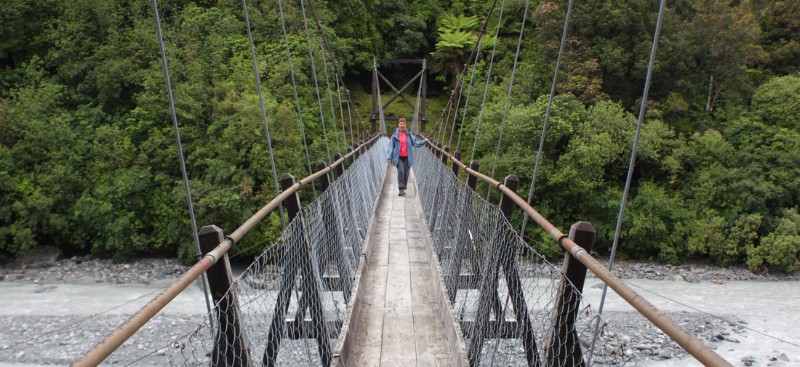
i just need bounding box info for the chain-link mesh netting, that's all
[128,137,389,366]
[413,144,635,367]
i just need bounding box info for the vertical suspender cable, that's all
[454,0,500,152]
[587,0,667,364]
[487,0,531,201]
[520,0,574,235]
[316,31,343,154]
[307,2,345,153]
[333,69,349,148]
[277,0,316,194]
[345,89,356,143]
[299,0,333,163]
[151,0,213,326]
[469,0,506,163]
[241,0,286,229]
[448,71,467,148]
[455,50,481,152]
[307,0,353,147]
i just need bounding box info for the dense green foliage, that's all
[1,0,798,272]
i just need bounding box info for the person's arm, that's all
[412,133,427,148]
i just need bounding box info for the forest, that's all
[0,0,798,272]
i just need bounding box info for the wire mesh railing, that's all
[72,136,387,367]
[157,136,389,367]
[413,143,635,366]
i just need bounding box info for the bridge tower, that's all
[370,58,428,134]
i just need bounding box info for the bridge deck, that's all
[341,168,458,366]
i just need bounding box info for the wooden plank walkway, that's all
[333,167,467,367]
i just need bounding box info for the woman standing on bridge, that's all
[386,118,426,196]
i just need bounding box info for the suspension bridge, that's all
[64,0,745,366]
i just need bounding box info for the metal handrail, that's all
[72,133,382,367]
[424,139,733,367]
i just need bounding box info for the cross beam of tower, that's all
[370,58,428,133]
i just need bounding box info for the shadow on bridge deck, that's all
[333,166,468,367]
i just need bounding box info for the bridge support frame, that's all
[263,174,332,367]
[467,175,541,367]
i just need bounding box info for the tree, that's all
[431,13,481,88]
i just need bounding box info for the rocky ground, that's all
[0,248,798,366]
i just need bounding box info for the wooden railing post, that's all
[332,153,343,180]
[452,150,461,176]
[467,161,479,190]
[545,222,595,367]
[199,225,252,367]
[345,147,354,166]
[442,146,450,164]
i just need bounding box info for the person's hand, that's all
[386,158,390,164]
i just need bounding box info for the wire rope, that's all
[448,71,468,148]
[487,0,532,201]
[151,0,213,325]
[277,0,316,195]
[241,0,286,229]
[469,0,506,164]
[299,0,333,163]
[313,23,343,154]
[333,68,349,148]
[306,0,357,146]
[307,3,346,152]
[588,0,667,363]
[454,0,500,152]
[520,0,575,235]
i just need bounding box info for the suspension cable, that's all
[312,27,342,154]
[487,0,532,201]
[306,0,360,145]
[588,0,668,364]
[277,0,316,193]
[299,0,333,163]
[469,0,506,164]
[306,2,346,152]
[241,0,286,229]
[448,71,467,148]
[454,0,501,152]
[333,67,348,148]
[520,0,575,236]
[150,0,213,323]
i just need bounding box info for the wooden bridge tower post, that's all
[370,58,379,133]
[198,225,252,367]
[544,222,595,367]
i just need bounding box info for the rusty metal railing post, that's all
[199,225,252,367]
[545,222,595,367]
